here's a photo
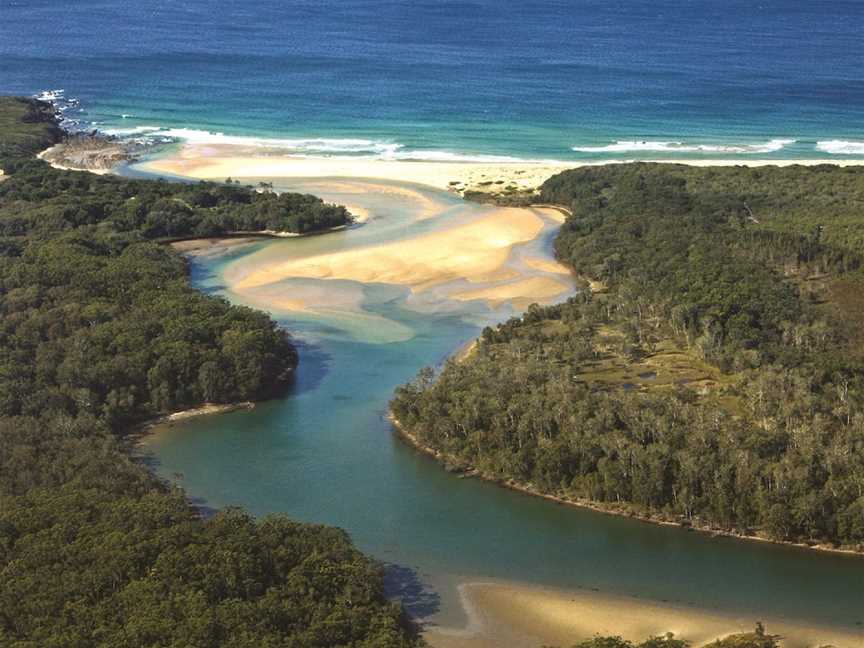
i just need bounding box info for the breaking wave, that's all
[572,139,796,154]
[816,140,864,155]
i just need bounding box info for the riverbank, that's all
[132,402,257,439]
[390,416,864,558]
[423,580,864,648]
[167,222,356,251]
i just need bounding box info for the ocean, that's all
[2,0,864,161]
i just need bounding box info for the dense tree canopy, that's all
[393,163,864,549]
[0,97,418,647]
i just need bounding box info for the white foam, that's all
[572,139,796,154]
[382,149,567,164]
[816,140,864,155]
[101,125,164,136]
[35,89,65,102]
[150,128,405,155]
[98,125,570,163]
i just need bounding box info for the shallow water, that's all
[142,178,864,632]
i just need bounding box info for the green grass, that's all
[0,97,62,161]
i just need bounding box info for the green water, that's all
[142,177,864,631]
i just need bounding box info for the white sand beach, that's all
[139,142,864,196]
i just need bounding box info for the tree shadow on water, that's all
[383,563,441,622]
[286,337,332,397]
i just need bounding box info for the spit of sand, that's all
[424,581,864,648]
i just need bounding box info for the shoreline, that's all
[422,579,864,648]
[164,222,356,248]
[137,142,864,196]
[389,415,864,558]
[131,401,256,441]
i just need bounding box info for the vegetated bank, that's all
[392,161,864,554]
[0,97,420,647]
[558,626,782,648]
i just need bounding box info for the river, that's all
[139,175,864,638]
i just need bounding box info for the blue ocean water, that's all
[2,0,864,160]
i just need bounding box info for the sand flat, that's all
[228,207,548,294]
[522,256,572,275]
[423,581,864,648]
[451,275,572,308]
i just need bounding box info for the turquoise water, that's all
[140,176,864,631]
[3,0,864,160]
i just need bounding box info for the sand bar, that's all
[227,207,560,297]
[424,580,864,648]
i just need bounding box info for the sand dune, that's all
[424,581,864,648]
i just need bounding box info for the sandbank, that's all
[228,207,555,295]
[451,275,573,309]
[424,580,864,648]
[171,237,261,256]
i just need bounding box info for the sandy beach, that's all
[139,142,864,196]
[138,142,572,194]
[424,580,864,648]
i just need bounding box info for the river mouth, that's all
[136,170,864,646]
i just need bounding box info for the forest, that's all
[0,97,419,647]
[393,162,864,549]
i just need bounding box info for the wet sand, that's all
[424,581,864,648]
[228,207,560,295]
[214,205,572,342]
